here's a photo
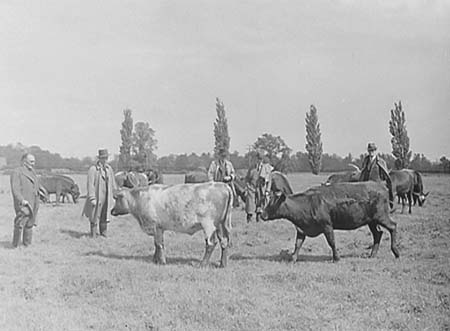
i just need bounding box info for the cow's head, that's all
[413,191,429,207]
[261,190,286,221]
[111,190,130,216]
[71,184,81,203]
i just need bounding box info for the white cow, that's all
[111,182,233,267]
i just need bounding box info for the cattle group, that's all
[44,166,428,268]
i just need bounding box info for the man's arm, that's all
[10,169,25,204]
[207,161,216,182]
[86,166,97,204]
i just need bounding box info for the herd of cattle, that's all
[38,167,428,267]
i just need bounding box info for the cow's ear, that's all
[114,190,125,199]
[276,191,286,203]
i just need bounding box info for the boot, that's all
[12,227,22,248]
[99,222,107,238]
[22,227,33,247]
[90,223,98,238]
[246,214,253,223]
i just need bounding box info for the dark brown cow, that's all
[261,181,399,262]
[39,174,80,203]
[111,182,233,267]
[389,170,414,214]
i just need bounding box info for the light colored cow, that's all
[111,182,233,267]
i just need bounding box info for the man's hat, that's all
[367,143,377,152]
[97,149,109,158]
[217,148,228,157]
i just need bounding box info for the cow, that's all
[111,182,233,267]
[324,164,361,185]
[261,181,400,262]
[115,171,148,188]
[39,174,81,203]
[184,169,208,184]
[403,169,429,206]
[389,170,415,214]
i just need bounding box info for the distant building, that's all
[0,157,6,169]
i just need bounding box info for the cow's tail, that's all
[220,185,233,248]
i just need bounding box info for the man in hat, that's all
[255,150,273,222]
[10,153,40,247]
[207,147,238,206]
[360,142,394,207]
[82,149,117,238]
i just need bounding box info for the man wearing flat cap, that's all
[82,149,117,238]
[10,153,40,247]
[360,142,394,206]
[207,147,238,206]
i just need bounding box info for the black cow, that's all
[115,171,148,188]
[389,170,414,214]
[39,174,81,203]
[184,169,208,184]
[261,181,400,262]
[403,169,429,206]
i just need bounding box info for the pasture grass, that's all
[0,173,449,330]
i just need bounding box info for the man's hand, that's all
[21,200,30,206]
[223,176,232,183]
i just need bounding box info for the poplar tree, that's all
[389,101,412,169]
[305,104,323,175]
[213,97,230,156]
[118,109,133,170]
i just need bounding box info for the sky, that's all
[1,0,449,161]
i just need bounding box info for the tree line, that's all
[1,98,449,174]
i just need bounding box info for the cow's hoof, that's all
[290,254,298,263]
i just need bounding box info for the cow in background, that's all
[39,174,80,203]
[115,171,148,188]
[111,182,233,267]
[324,164,361,185]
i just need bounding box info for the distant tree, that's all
[440,156,450,173]
[389,101,412,169]
[118,109,133,170]
[305,105,323,174]
[132,122,157,170]
[213,97,230,157]
[253,133,291,166]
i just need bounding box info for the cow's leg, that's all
[291,228,306,263]
[217,225,229,268]
[153,227,166,265]
[368,222,383,257]
[407,191,412,214]
[323,225,339,262]
[378,216,400,258]
[200,224,217,267]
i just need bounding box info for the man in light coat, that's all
[207,147,238,207]
[10,153,40,247]
[255,150,273,222]
[82,149,117,238]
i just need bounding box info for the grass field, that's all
[0,173,449,330]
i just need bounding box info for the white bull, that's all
[111,182,233,267]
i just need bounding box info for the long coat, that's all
[359,154,394,204]
[207,159,235,182]
[245,168,258,214]
[82,163,116,223]
[10,166,40,222]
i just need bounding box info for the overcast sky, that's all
[1,0,449,161]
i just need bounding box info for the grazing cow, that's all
[39,174,81,203]
[389,170,415,214]
[115,171,148,188]
[261,181,400,262]
[403,169,429,206]
[324,164,361,185]
[111,182,233,267]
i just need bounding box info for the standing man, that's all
[255,150,273,222]
[10,153,40,248]
[82,149,117,238]
[207,148,238,206]
[359,142,394,207]
[244,167,259,223]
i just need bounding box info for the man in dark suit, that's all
[10,153,40,247]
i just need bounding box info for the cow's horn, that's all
[348,163,360,171]
[425,191,430,196]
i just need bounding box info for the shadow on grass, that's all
[84,250,199,266]
[230,252,363,263]
[60,229,90,239]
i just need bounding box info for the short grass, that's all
[0,173,449,330]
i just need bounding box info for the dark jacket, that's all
[10,166,40,220]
